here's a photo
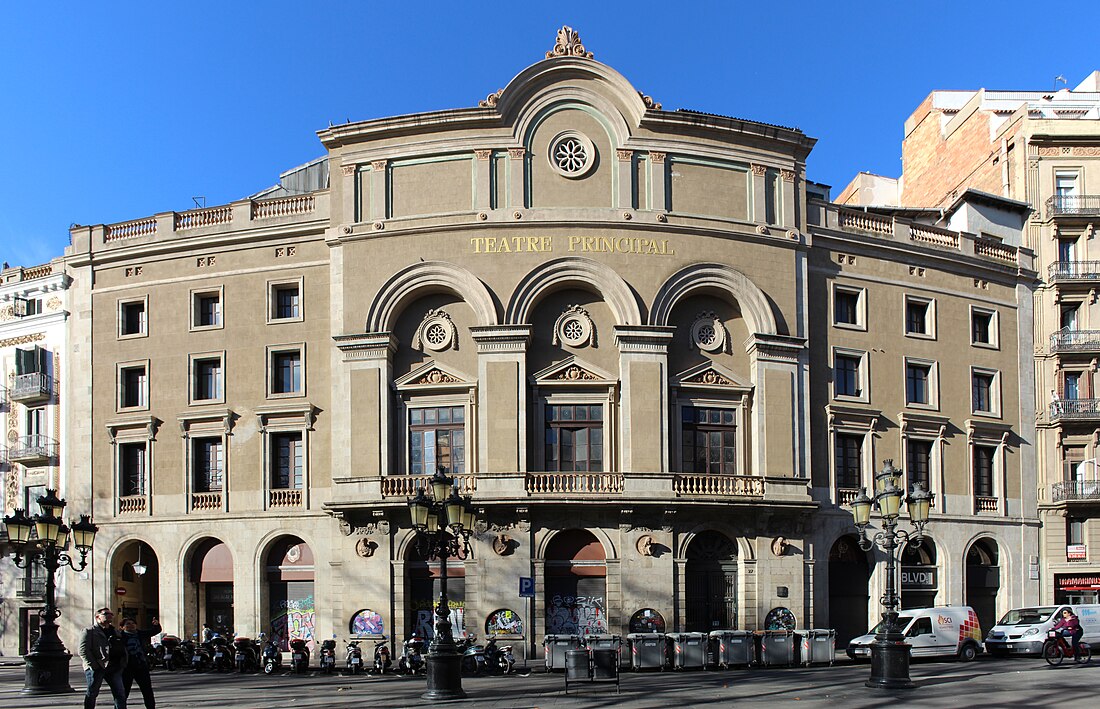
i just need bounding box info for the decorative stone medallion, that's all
[413,309,458,352]
[548,131,596,178]
[690,312,729,353]
[553,305,596,347]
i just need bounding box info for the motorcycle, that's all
[233,635,260,673]
[210,634,233,672]
[189,634,211,672]
[484,636,515,675]
[460,634,487,675]
[319,637,338,674]
[289,638,311,673]
[372,636,392,674]
[1043,629,1092,666]
[158,635,182,671]
[344,640,364,675]
[397,634,426,675]
[262,635,283,675]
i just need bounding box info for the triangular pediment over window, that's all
[674,362,751,394]
[394,360,474,391]
[532,356,616,387]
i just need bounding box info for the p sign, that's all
[519,577,535,598]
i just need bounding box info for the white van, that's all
[846,607,984,662]
[985,604,1100,656]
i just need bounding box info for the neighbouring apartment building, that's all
[840,70,1100,608]
[56,28,1038,655]
[0,261,72,657]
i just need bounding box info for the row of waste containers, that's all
[544,630,837,671]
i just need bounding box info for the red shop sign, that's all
[115,587,127,596]
[1056,574,1100,591]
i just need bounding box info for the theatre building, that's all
[62,29,1037,654]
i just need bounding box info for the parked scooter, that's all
[484,636,515,675]
[261,635,283,675]
[372,636,392,674]
[319,636,338,674]
[344,640,364,675]
[210,634,233,672]
[233,635,260,673]
[189,633,211,672]
[397,634,426,675]
[289,638,311,673]
[159,635,182,671]
[460,634,486,675]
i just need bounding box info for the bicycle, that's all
[1043,630,1092,666]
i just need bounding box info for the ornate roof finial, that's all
[546,25,593,59]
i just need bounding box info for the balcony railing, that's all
[190,491,223,512]
[1051,329,1100,353]
[8,435,58,463]
[1048,195,1100,218]
[16,575,46,598]
[269,488,303,508]
[1052,480,1100,503]
[525,472,624,495]
[380,474,476,498]
[836,487,860,505]
[674,475,765,497]
[118,495,147,514]
[11,373,52,402]
[1051,399,1100,421]
[1048,261,1100,282]
[975,496,999,513]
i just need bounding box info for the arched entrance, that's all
[112,541,160,628]
[685,531,738,631]
[545,529,607,634]
[965,538,1000,634]
[265,537,315,651]
[187,538,233,636]
[406,533,466,639]
[901,537,938,610]
[828,535,869,644]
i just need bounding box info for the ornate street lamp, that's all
[847,460,933,690]
[2,490,98,694]
[407,468,477,701]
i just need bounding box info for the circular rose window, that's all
[690,312,727,353]
[548,131,596,178]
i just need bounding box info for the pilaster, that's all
[614,327,675,472]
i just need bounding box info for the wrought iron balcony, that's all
[1051,398,1100,421]
[1051,329,1100,353]
[1048,195,1100,218]
[8,435,58,464]
[16,574,46,598]
[1052,480,1100,503]
[1049,261,1100,283]
[11,372,52,403]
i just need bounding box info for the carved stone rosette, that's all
[690,312,729,353]
[412,309,458,352]
[553,305,596,348]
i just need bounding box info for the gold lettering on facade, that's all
[472,236,675,256]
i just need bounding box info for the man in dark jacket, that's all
[77,607,127,709]
[120,616,160,709]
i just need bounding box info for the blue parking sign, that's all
[519,576,535,598]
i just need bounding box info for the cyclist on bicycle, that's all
[1052,608,1083,654]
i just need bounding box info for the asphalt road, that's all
[0,655,1093,708]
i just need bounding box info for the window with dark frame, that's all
[973,445,995,498]
[545,404,603,472]
[121,366,147,408]
[1067,517,1085,547]
[834,289,860,326]
[834,353,862,397]
[274,284,300,320]
[835,433,862,489]
[270,432,303,489]
[680,406,737,474]
[906,362,931,405]
[409,406,465,475]
[972,310,993,345]
[120,442,146,497]
[271,350,301,394]
[193,357,223,401]
[972,371,995,413]
[120,301,146,336]
[906,299,929,335]
[907,439,932,492]
[193,437,224,492]
[194,292,222,327]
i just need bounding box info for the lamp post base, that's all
[22,650,74,694]
[422,651,466,701]
[865,636,914,690]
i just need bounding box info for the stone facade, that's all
[51,29,1038,655]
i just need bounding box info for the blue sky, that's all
[2,1,1098,267]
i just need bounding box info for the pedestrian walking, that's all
[120,616,160,709]
[77,607,128,709]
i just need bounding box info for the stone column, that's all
[614,327,675,473]
[369,160,387,221]
[751,164,768,225]
[471,326,531,473]
[746,334,808,479]
[474,150,492,211]
[508,148,526,209]
[334,333,397,479]
[649,152,667,212]
[339,163,358,226]
[616,149,633,209]
[780,169,797,228]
